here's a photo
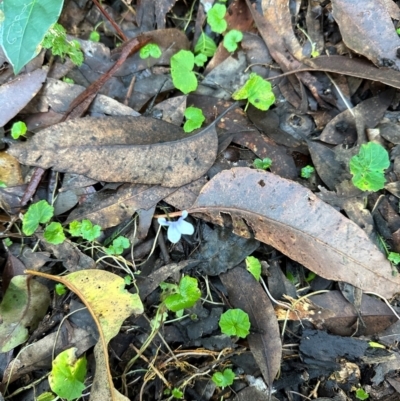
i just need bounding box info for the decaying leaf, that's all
[25,269,143,401]
[192,168,400,298]
[7,115,218,187]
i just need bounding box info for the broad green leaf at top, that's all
[0,0,64,74]
[23,200,54,236]
[350,142,390,191]
[207,4,227,34]
[170,50,198,94]
[233,73,275,111]
[49,348,87,401]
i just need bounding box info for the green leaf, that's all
[62,77,74,84]
[212,368,235,388]
[22,200,54,236]
[368,341,385,349]
[44,222,66,244]
[171,50,198,94]
[89,30,100,42]
[194,32,217,57]
[0,181,7,188]
[301,165,315,178]
[388,252,400,264]
[55,283,67,296]
[305,272,316,282]
[0,0,64,74]
[245,256,261,281]
[233,73,275,111]
[124,275,132,285]
[139,43,162,59]
[207,4,227,34]
[105,236,130,255]
[164,276,201,312]
[219,308,250,338]
[349,142,390,191]
[4,238,12,246]
[171,388,184,399]
[183,106,205,133]
[223,29,243,52]
[253,158,272,170]
[194,53,208,67]
[42,24,83,66]
[49,347,87,401]
[36,392,57,401]
[355,388,369,400]
[69,221,82,237]
[11,121,27,139]
[80,219,101,241]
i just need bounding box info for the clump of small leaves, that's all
[183,106,205,133]
[49,347,87,401]
[223,29,243,52]
[139,43,162,59]
[104,236,130,255]
[55,283,67,296]
[22,200,54,236]
[194,33,217,57]
[355,388,369,400]
[219,308,250,338]
[11,121,27,139]
[170,50,198,94]
[349,142,390,191]
[245,256,261,281]
[42,23,84,66]
[171,388,184,399]
[207,3,227,33]
[161,276,201,312]
[212,368,235,389]
[69,219,102,241]
[233,73,275,111]
[253,157,272,170]
[301,165,315,178]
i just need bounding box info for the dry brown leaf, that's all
[192,168,400,298]
[7,116,218,187]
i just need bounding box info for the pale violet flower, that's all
[158,210,194,243]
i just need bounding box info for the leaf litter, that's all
[3,0,400,400]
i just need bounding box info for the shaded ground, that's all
[2,0,400,400]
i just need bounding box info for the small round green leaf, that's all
[223,29,243,52]
[212,368,235,388]
[11,121,27,139]
[207,4,227,34]
[44,222,66,245]
[194,53,208,67]
[219,308,250,338]
[301,165,315,178]
[139,43,162,59]
[245,256,261,281]
[170,50,198,94]
[194,33,217,57]
[164,276,201,312]
[89,31,100,42]
[183,106,205,133]
[23,200,54,236]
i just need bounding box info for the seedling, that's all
[349,142,390,191]
[194,53,208,67]
[104,236,130,255]
[11,121,27,139]
[139,43,162,59]
[49,347,87,401]
[223,29,243,52]
[69,219,102,241]
[355,388,369,400]
[245,256,261,281]
[160,276,201,312]
[170,50,198,94]
[183,107,205,133]
[44,222,66,245]
[194,33,217,57]
[301,165,315,178]
[171,388,184,399]
[212,368,235,389]
[89,30,100,42]
[22,200,54,236]
[207,3,227,33]
[55,283,67,296]
[297,25,320,58]
[253,157,272,170]
[42,23,84,66]
[233,73,275,111]
[219,308,250,338]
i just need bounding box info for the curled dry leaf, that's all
[192,168,400,298]
[7,116,218,187]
